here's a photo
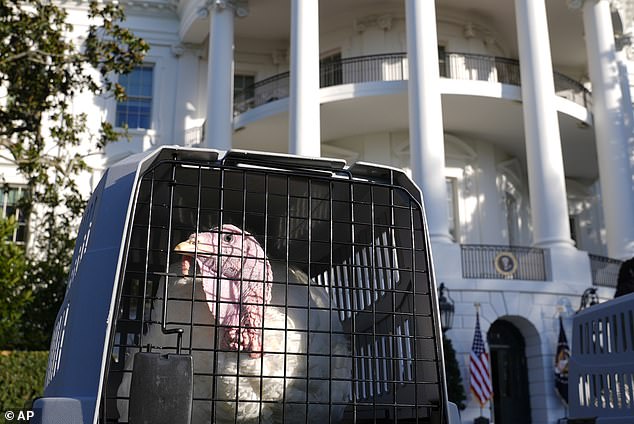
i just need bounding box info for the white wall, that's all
[444,286,606,424]
[324,131,605,254]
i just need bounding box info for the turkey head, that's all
[174,224,273,358]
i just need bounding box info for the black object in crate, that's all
[128,352,193,424]
[40,148,449,424]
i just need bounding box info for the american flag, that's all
[470,310,493,407]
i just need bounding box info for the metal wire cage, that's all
[42,147,447,424]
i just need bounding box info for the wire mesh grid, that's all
[101,156,442,423]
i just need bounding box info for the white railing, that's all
[569,293,634,423]
[184,125,204,147]
[460,244,549,281]
[589,254,622,288]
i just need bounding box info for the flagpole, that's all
[475,302,483,421]
[481,302,495,423]
[489,398,493,423]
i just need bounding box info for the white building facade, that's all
[3,0,634,423]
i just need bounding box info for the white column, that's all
[615,37,634,137]
[289,0,320,157]
[405,0,452,243]
[204,0,235,151]
[616,43,634,209]
[582,0,634,259]
[172,45,200,145]
[514,0,573,249]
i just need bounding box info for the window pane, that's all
[16,224,26,243]
[119,73,130,87]
[128,70,141,95]
[569,215,578,246]
[506,193,519,245]
[141,80,153,97]
[320,52,342,87]
[6,205,16,218]
[1,187,27,243]
[140,68,153,96]
[116,65,154,129]
[138,113,150,129]
[234,74,255,100]
[129,113,140,129]
[7,188,18,205]
[115,110,126,128]
[438,45,447,77]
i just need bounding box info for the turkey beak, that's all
[175,238,215,255]
[174,240,197,255]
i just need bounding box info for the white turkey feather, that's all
[118,261,351,424]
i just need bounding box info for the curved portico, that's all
[230,55,598,187]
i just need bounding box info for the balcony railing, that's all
[589,254,622,288]
[184,125,204,147]
[233,51,592,114]
[234,72,290,114]
[460,244,549,281]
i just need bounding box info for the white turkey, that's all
[118,224,351,424]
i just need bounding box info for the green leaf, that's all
[0,0,147,349]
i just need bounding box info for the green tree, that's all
[0,218,29,348]
[443,334,467,410]
[0,0,148,349]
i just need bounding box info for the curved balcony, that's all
[233,51,592,115]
